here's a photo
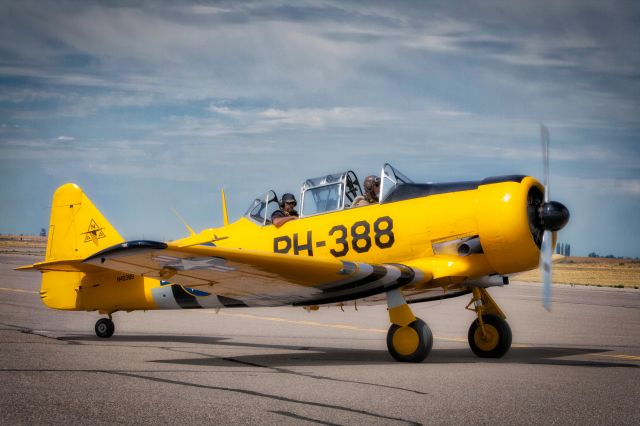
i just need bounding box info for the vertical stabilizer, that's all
[46,183,124,261]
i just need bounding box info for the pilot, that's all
[352,175,380,207]
[271,193,299,227]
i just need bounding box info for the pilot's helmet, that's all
[280,193,297,208]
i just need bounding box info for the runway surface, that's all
[1,253,639,425]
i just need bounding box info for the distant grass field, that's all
[2,235,638,288]
[512,255,640,288]
[0,235,47,255]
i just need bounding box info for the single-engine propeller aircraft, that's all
[19,126,569,362]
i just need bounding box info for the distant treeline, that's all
[588,252,639,260]
[549,241,638,260]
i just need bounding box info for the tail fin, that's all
[45,183,124,261]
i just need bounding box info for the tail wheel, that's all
[95,318,115,338]
[468,314,511,358]
[386,318,433,363]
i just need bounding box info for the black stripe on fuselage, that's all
[389,264,415,285]
[293,264,415,307]
[320,265,388,293]
[218,295,248,308]
[171,285,202,309]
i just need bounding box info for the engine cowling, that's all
[476,177,545,275]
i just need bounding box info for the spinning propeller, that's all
[538,124,570,310]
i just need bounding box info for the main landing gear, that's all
[465,287,512,358]
[385,289,433,362]
[384,287,512,362]
[95,314,115,338]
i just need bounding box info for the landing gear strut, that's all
[466,288,511,358]
[386,289,433,362]
[95,314,115,338]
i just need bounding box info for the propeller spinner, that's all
[539,124,570,310]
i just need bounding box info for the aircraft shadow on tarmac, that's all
[58,334,637,368]
[60,334,228,345]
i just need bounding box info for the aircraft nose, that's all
[540,201,570,231]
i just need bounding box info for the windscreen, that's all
[244,191,278,225]
[302,183,342,216]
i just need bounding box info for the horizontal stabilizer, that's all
[15,258,107,273]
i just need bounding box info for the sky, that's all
[0,0,638,257]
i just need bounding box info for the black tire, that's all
[386,318,433,363]
[468,314,511,358]
[95,318,115,338]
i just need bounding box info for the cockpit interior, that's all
[245,163,413,226]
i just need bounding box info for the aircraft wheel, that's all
[95,318,115,338]
[386,318,433,363]
[468,314,511,358]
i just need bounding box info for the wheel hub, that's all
[474,324,499,351]
[392,326,420,356]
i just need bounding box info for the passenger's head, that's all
[363,175,381,201]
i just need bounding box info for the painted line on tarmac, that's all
[0,287,38,294]
[215,311,387,334]
[593,353,640,361]
[212,311,529,346]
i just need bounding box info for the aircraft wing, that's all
[82,240,428,306]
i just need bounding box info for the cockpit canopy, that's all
[244,164,413,225]
[300,171,362,216]
[380,163,413,201]
[244,190,279,226]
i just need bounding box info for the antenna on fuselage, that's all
[171,208,196,236]
[221,188,229,226]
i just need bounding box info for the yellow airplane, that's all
[18,133,569,363]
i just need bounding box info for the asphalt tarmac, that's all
[1,253,639,425]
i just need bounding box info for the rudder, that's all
[46,183,124,261]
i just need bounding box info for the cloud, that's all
[0,0,638,255]
[257,107,396,129]
[431,109,473,118]
[159,105,399,138]
[558,176,640,197]
[0,0,636,127]
[208,105,242,116]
